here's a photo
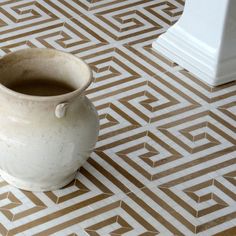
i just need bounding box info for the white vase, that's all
[0,48,99,191]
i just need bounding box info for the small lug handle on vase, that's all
[55,102,69,118]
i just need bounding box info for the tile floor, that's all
[0,0,235,235]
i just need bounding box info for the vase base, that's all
[0,169,76,192]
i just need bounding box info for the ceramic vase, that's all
[0,48,99,191]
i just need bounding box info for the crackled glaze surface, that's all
[0,48,99,191]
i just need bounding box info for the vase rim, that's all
[0,48,93,102]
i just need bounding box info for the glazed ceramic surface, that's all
[0,48,99,191]
[153,0,236,86]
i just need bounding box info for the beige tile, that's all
[0,0,236,235]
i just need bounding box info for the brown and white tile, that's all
[0,0,235,235]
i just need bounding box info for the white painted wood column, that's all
[152,0,236,86]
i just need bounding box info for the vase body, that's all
[0,49,99,191]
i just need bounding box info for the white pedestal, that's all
[152,0,236,86]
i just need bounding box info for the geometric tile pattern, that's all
[0,0,236,235]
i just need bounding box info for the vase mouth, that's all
[0,48,93,101]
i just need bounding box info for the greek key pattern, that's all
[0,0,235,235]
